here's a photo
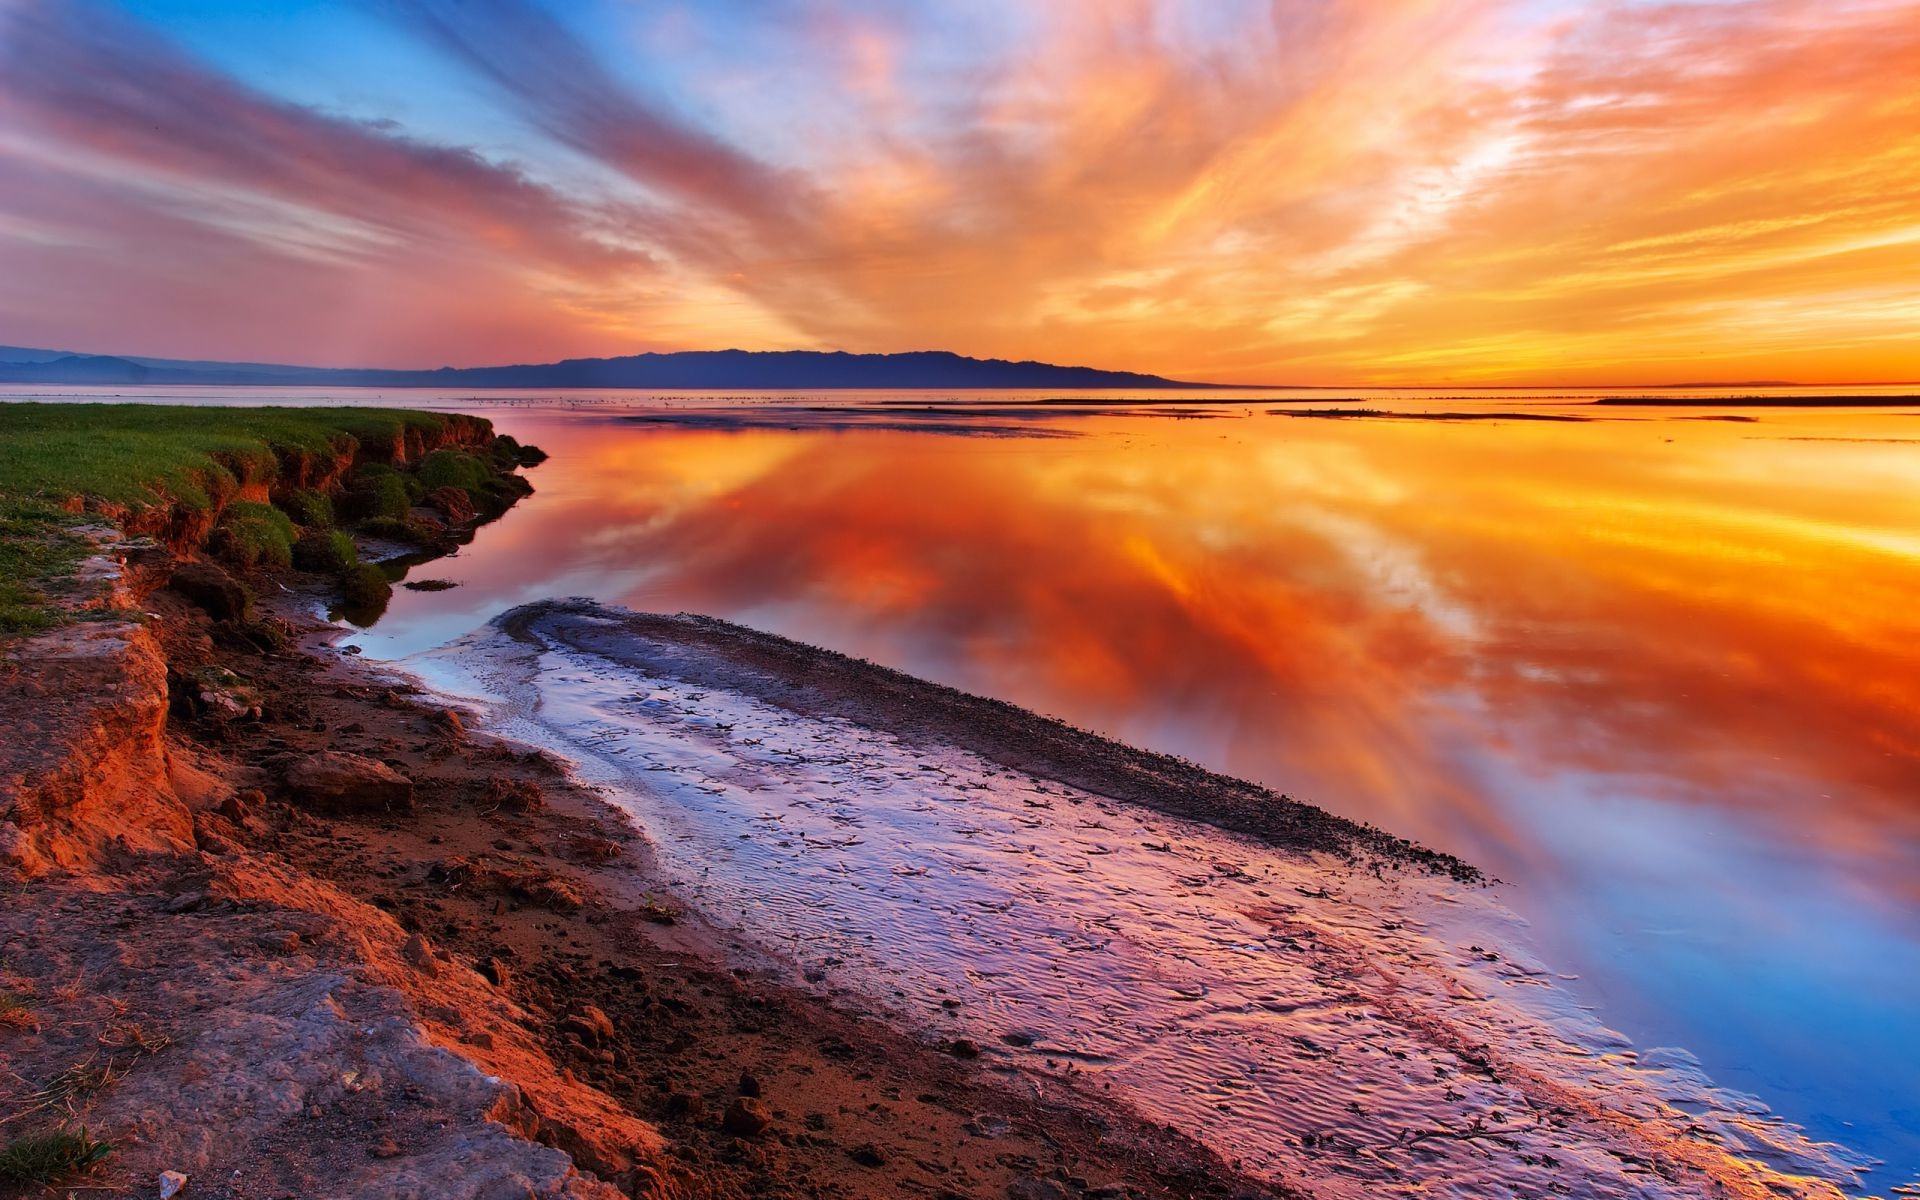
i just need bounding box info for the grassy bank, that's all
[0,403,537,632]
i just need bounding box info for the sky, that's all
[0,0,1917,385]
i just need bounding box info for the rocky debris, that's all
[402,931,441,976]
[720,1096,770,1138]
[270,751,414,814]
[180,665,264,722]
[168,560,250,622]
[663,1092,703,1121]
[562,1005,616,1047]
[218,789,265,824]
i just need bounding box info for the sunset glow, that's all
[3,0,1918,383]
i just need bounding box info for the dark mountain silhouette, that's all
[0,346,1231,389]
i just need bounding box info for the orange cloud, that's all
[2,0,1917,381]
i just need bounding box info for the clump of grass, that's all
[341,466,412,522]
[341,562,393,612]
[0,990,35,1030]
[0,1128,114,1185]
[216,501,295,570]
[291,528,358,574]
[355,515,435,545]
[281,488,334,529]
[97,1022,171,1056]
[416,449,491,495]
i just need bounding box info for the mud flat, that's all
[401,600,1875,1200]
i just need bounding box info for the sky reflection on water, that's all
[344,396,1920,1185]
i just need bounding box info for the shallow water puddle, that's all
[419,609,1868,1199]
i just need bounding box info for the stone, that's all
[158,1170,189,1199]
[737,1071,762,1098]
[1007,1179,1070,1200]
[475,955,511,988]
[562,1005,615,1046]
[274,751,413,814]
[402,932,439,976]
[664,1091,703,1120]
[947,1038,981,1059]
[169,560,249,622]
[720,1096,770,1137]
[849,1143,887,1168]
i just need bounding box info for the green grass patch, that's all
[416,449,491,495]
[0,1128,113,1185]
[0,403,476,635]
[216,501,295,571]
[342,466,413,521]
[292,529,359,574]
[0,503,89,633]
[282,488,335,529]
[0,403,459,513]
[339,562,394,624]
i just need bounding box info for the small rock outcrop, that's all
[271,751,415,814]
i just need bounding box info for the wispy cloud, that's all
[1,0,1916,380]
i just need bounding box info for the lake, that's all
[16,384,1919,1188]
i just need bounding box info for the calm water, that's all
[15,385,1919,1186]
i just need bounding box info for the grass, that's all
[0,403,475,633]
[342,465,413,521]
[0,503,88,633]
[0,1128,113,1185]
[341,562,393,611]
[0,990,34,1030]
[416,448,492,495]
[281,487,335,529]
[217,501,295,571]
[292,528,359,574]
[0,404,457,512]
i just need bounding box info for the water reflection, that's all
[356,402,1920,1184]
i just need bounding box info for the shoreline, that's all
[407,600,1871,1199]
[0,406,1880,1198]
[0,414,1290,1198]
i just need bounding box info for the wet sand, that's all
[399,599,1871,1200]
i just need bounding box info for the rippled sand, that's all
[410,601,1870,1199]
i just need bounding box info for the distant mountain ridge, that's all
[0,345,1228,390]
